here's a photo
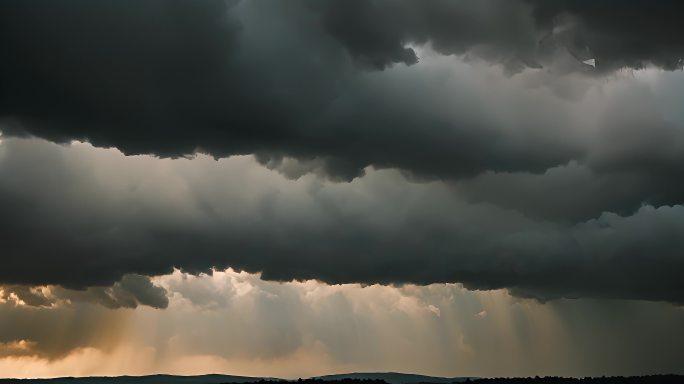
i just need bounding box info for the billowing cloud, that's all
[0,137,683,303]
[1,2,683,378]
[529,0,684,71]
[1,270,684,378]
[315,0,684,71]
[0,1,684,304]
[2,0,684,183]
[1,275,168,309]
[307,0,540,69]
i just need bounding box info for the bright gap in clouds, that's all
[1,268,684,379]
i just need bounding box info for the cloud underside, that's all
[2,0,684,181]
[1,1,684,304]
[2,270,684,377]
[1,138,683,304]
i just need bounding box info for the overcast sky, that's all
[1,0,684,378]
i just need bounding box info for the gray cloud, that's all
[306,0,540,70]
[1,275,168,309]
[2,0,683,184]
[457,72,684,222]
[0,0,571,182]
[312,0,684,72]
[0,300,128,360]
[0,138,683,304]
[1,1,684,306]
[2,272,684,377]
[529,0,684,71]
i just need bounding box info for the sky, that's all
[1,0,684,379]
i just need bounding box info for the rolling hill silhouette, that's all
[1,372,682,384]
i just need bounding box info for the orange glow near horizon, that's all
[2,269,684,379]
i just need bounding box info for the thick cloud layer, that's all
[2,0,684,183]
[316,0,684,71]
[2,1,684,305]
[0,275,168,309]
[0,138,683,303]
[2,271,684,377]
[529,0,684,71]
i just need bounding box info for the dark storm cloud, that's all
[2,0,684,184]
[0,275,168,309]
[457,73,684,222]
[0,0,242,155]
[307,0,540,70]
[313,0,684,71]
[529,0,684,71]
[2,1,684,305]
[0,138,683,304]
[0,0,569,182]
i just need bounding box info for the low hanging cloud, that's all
[1,0,684,183]
[2,270,684,378]
[1,1,684,306]
[528,0,684,71]
[1,275,168,309]
[315,0,684,71]
[0,300,129,360]
[0,138,683,304]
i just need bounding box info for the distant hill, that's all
[3,373,682,384]
[466,375,684,384]
[0,374,278,384]
[313,373,473,384]
[0,373,468,384]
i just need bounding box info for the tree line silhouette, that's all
[230,376,684,384]
[457,375,683,383]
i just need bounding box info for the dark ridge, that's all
[315,373,472,384]
[247,379,388,384]
[0,374,277,384]
[457,375,684,384]
[2,375,683,384]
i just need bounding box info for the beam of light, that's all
[1,269,683,379]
